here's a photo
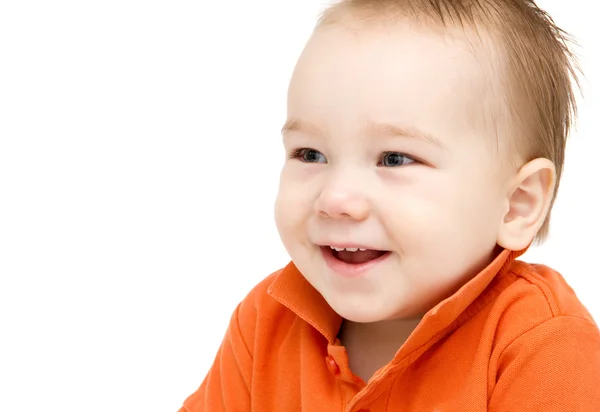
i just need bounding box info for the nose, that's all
[315,174,370,221]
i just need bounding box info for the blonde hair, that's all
[318,0,581,242]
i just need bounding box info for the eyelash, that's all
[289,148,419,167]
[289,148,326,163]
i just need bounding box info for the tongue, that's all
[335,249,386,264]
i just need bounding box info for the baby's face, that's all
[275,21,513,323]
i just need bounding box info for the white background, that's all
[0,1,598,411]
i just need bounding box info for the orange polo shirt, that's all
[180,248,600,411]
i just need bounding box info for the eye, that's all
[378,152,416,167]
[290,148,327,164]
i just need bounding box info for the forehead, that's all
[288,21,498,147]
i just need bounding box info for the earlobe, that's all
[497,158,556,250]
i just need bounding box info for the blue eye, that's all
[379,152,415,167]
[291,148,327,164]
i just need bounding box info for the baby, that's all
[180,0,600,410]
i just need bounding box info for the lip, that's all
[320,246,391,278]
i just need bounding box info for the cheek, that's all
[274,192,297,256]
[380,174,496,247]
[277,165,320,207]
[274,174,312,236]
[274,190,292,236]
[386,174,458,218]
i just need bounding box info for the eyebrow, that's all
[281,119,325,138]
[365,122,444,149]
[281,119,443,149]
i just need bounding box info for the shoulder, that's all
[507,260,595,321]
[486,261,600,408]
[491,259,599,353]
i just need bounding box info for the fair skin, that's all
[274,18,555,382]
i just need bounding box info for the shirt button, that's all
[325,355,340,375]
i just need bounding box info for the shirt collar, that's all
[267,247,527,346]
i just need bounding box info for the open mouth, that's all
[322,246,389,264]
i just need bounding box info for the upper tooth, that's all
[359,248,366,251]
[329,246,360,252]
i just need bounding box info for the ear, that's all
[497,158,556,250]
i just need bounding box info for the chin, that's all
[339,312,383,324]
[327,299,390,323]
[342,313,386,324]
[331,295,427,324]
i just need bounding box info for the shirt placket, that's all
[326,340,396,412]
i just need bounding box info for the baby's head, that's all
[274,0,579,323]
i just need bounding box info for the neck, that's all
[338,316,424,382]
[339,316,424,346]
